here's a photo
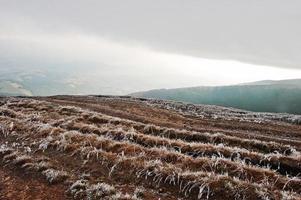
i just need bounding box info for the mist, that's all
[1,0,301,95]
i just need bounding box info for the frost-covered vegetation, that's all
[0,97,300,200]
[136,98,301,124]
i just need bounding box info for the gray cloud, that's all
[1,0,301,96]
[1,0,301,69]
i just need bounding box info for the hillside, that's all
[0,95,300,200]
[131,79,301,114]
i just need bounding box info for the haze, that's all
[1,0,301,95]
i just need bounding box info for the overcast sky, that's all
[1,0,301,94]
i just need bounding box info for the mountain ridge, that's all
[131,79,301,114]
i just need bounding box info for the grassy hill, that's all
[131,79,301,114]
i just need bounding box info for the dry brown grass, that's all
[0,97,300,200]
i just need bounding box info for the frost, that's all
[86,183,116,199]
[69,180,133,200]
[142,98,301,125]
[39,136,54,151]
[12,155,32,166]
[0,144,12,155]
[42,169,69,184]
[133,187,145,199]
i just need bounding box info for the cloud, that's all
[1,0,301,69]
[1,1,301,95]
[1,30,301,91]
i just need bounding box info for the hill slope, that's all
[131,79,301,114]
[0,96,301,199]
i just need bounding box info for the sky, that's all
[1,0,301,95]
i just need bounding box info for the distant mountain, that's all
[0,69,97,96]
[238,79,301,86]
[0,80,33,96]
[131,79,301,114]
[0,70,69,96]
[0,68,140,96]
